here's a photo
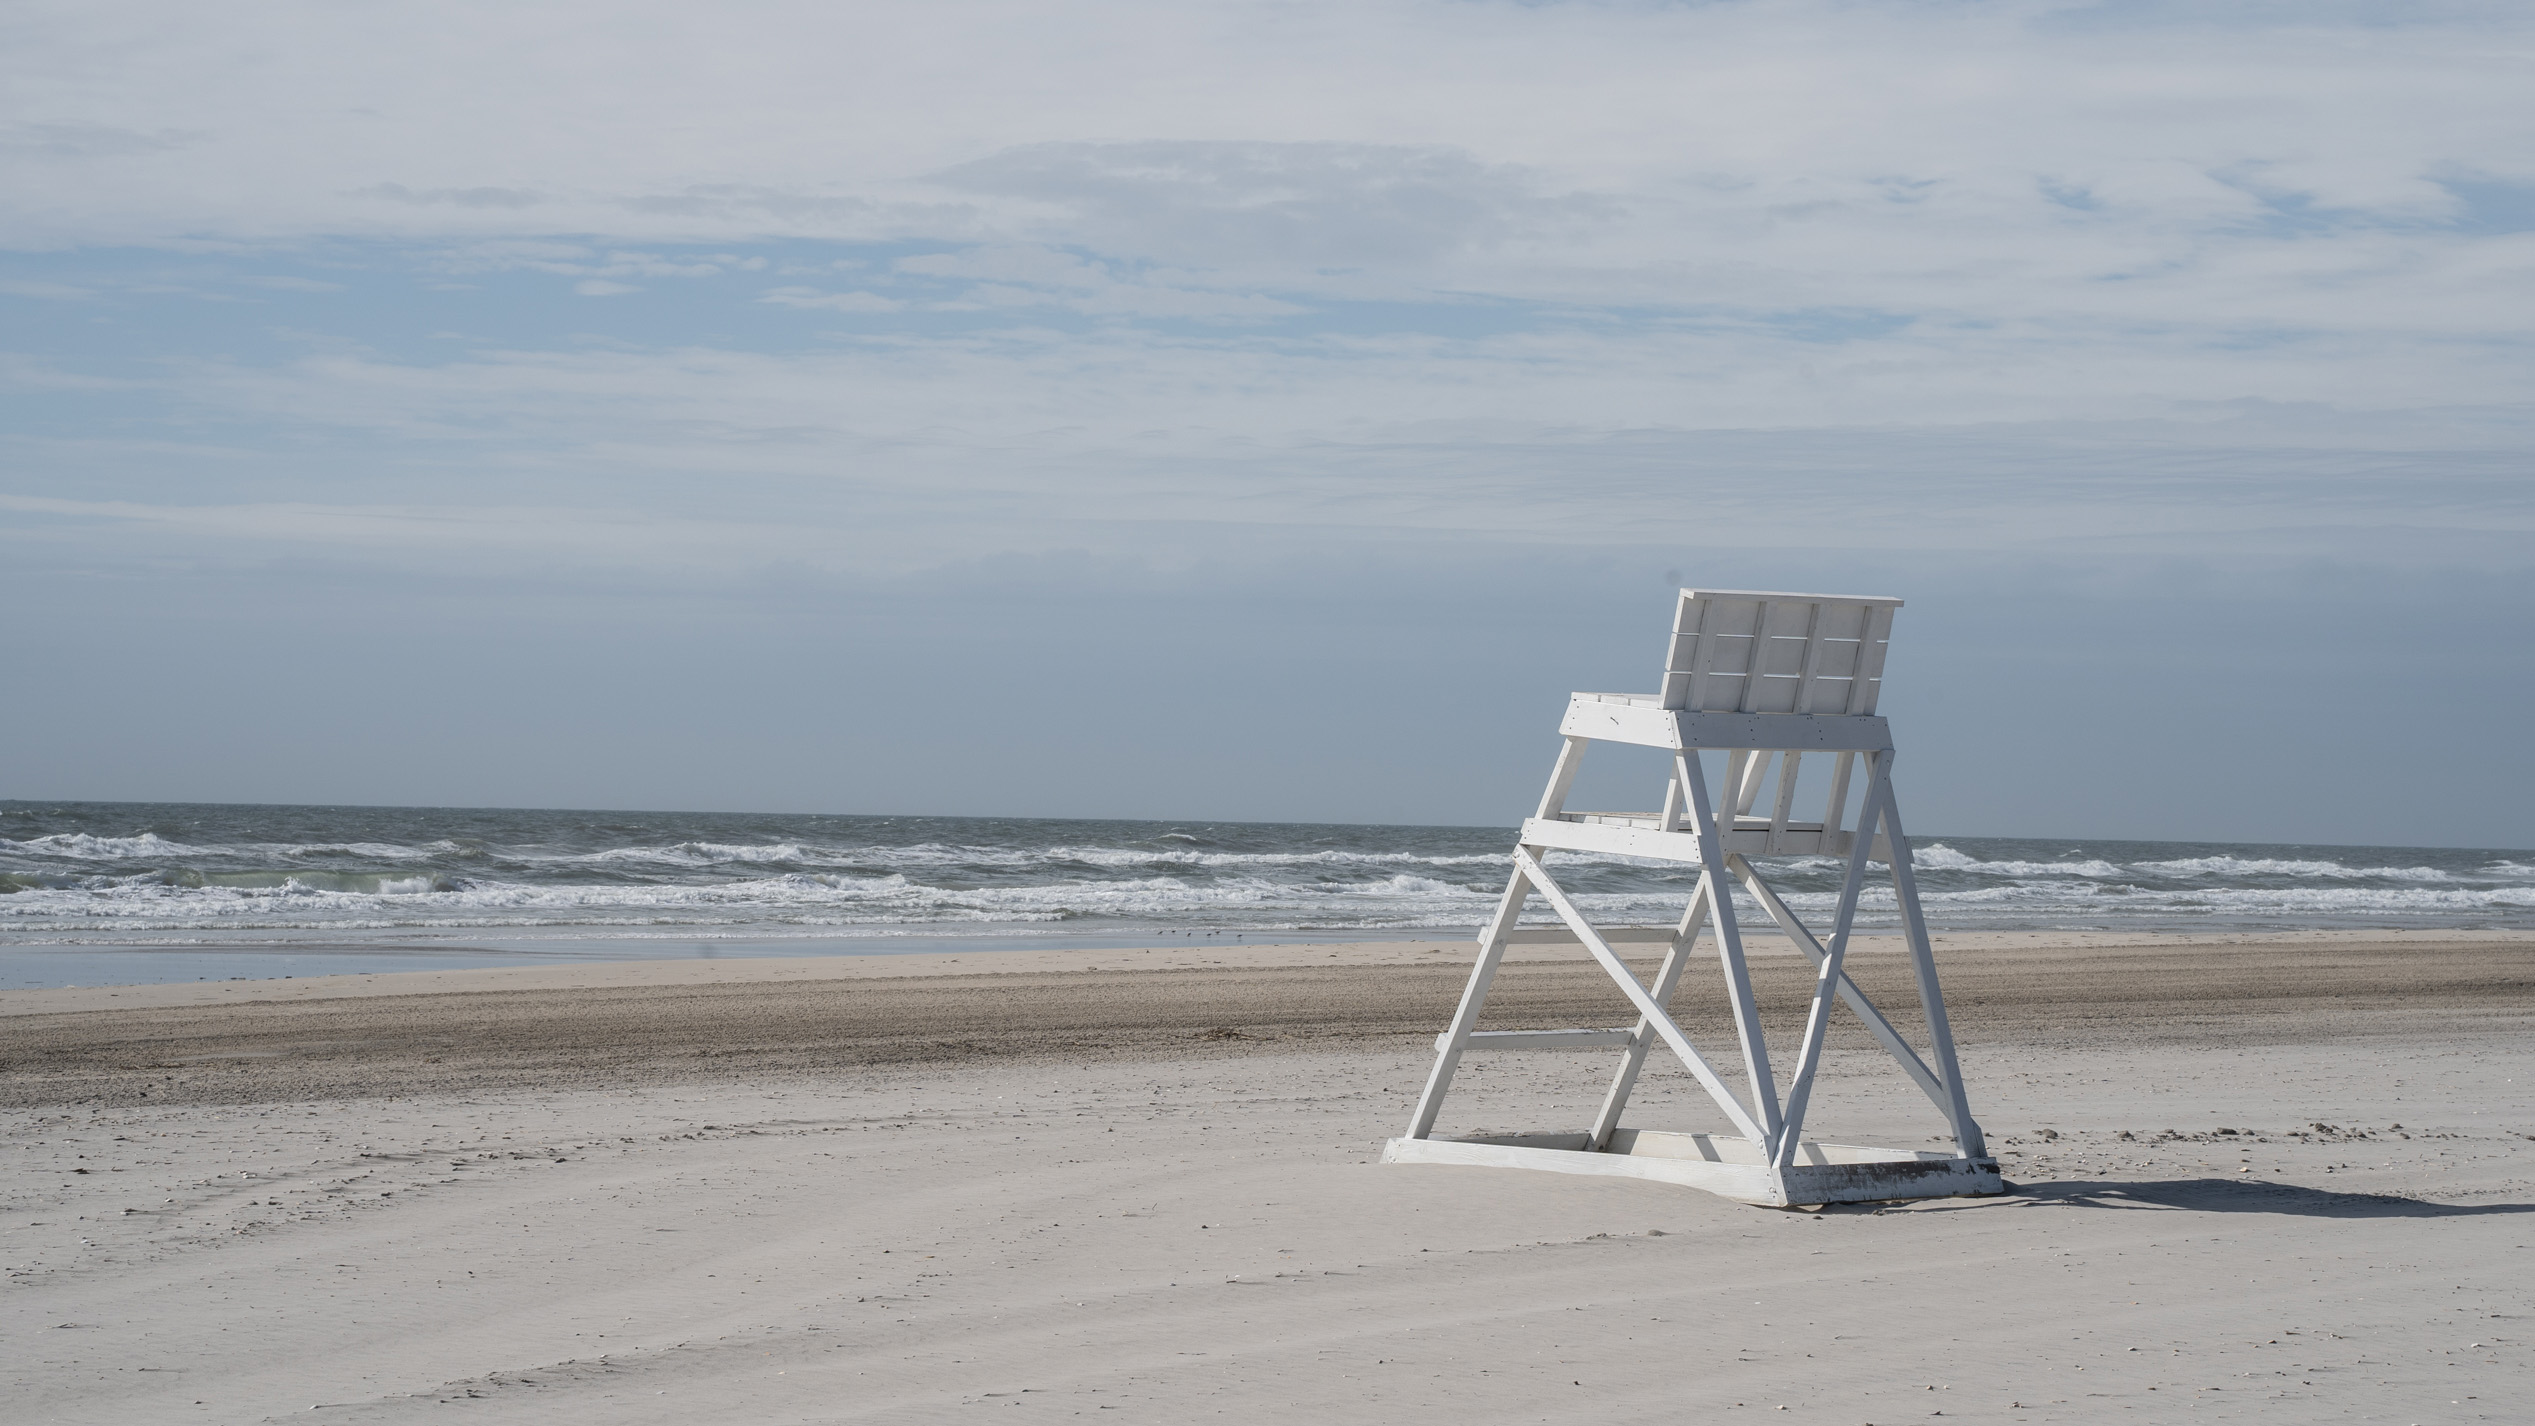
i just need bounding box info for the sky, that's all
[3,0,2531,847]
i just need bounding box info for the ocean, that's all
[3,799,2529,989]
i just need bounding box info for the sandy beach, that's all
[8,930,2534,1422]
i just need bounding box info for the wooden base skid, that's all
[1382,1129,2003,1208]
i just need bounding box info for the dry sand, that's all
[6,930,2535,1423]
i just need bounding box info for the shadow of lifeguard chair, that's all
[1384,589,2001,1207]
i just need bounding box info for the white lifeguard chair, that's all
[1384,589,2000,1207]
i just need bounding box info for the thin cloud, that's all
[932,141,1618,269]
[886,244,1306,319]
[5,1,2532,575]
[759,286,903,312]
[0,121,195,159]
[355,183,545,209]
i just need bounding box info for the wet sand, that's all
[6,931,2534,1423]
[5,930,2530,1108]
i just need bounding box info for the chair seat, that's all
[1557,810,1828,833]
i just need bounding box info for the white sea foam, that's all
[576,841,817,866]
[0,866,1517,932]
[9,855,2522,938]
[5,832,209,859]
[866,843,1510,871]
[1045,846,1508,870]
[273,841,442,860]
[6,807,2527,945]
[1343,873,1468,896]
[2134,855,2457,881]
[1912,845,2125,877]
[517,841,1510,872]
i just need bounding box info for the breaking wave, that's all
[2,802,2528,942]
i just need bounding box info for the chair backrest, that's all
[1658,588,1902,715]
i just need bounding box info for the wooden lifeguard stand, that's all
[1384,589,2000,1207]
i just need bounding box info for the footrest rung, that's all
[1445,1027,1638,1052]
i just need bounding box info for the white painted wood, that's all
[1679,590,1723,711]
[1875,770,1986,1160]
[1512,848,1767,1144]
[1447,1028,1639,1051]
[1846,602,1895,714]
[1404,863,1529,1141]
[1520,815,1700,862]
[1558,697,1895,753]
[1558,696,1679,748]
[1674,587,1906,607]
[1389,1131,1781,1203]
[1727,854,1949,1113]
[1589,873,1714,1149]
[1721,749,1753,825]
[1793,600,1830,715]
[1821,750,1856,843]
[1675,749,1783,1146]
[1522,813,1886,862]
[1396,584,1990,1207]
[1676,712,1891,752]
[1388,1132,1783,1204]
[1533,736,1587,821]
[1737,600,1773,712]
[1733,749,1771,818]
[1383,1131,2001,1208]
[1664,589,1902,715]
[1769,752,1890,1169]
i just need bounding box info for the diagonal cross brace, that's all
[1403,864,1531,1141]
[1512,847,1767,1145]
[1875,771,1987,1160]
[1727,854,1947,1109]
[1768,751,1890,1167]
[1674,751,1783,1143]
[1587,874,1713,1150]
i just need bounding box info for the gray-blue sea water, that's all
[3,800,2528,988]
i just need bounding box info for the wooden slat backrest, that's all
[1658,589,1902,714]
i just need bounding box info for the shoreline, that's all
[6,930,2531,1111]
[8,924,2528,1018]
